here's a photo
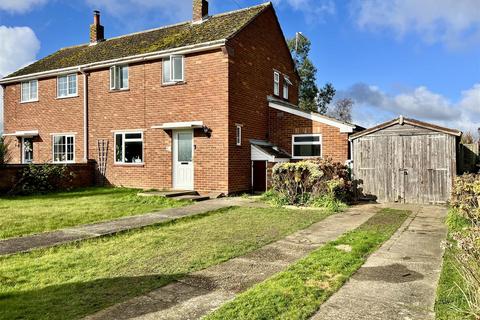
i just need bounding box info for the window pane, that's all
[21,82,29,101]
[115,134,123,162]
[23,138,33,163]
[178,133,192,162]
[66,136,74,161]
[294,136,320,143]
[294,144,321,157]
[30,80,38,100]
[58,76,67,96]
[163,58,171,83]
[283,83,288,99]
[54,136,66,162]
[122,66,129,88]
[68,74,77,95]
[125,141,143,163]
[172,56,183,81]
[125,133,141,140]
[110,66,116,89]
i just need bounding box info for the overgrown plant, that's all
[270,158,350,208]
[448,174,480,318]
[9,164,75,195]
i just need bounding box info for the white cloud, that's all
[353,0,480,48]
[338,83,480,133]
[273,0,335,23]
[0,0,48,13]
[0,26,40,133]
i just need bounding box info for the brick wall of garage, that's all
[268,109,350,164]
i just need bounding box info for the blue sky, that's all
[0,0,479,132]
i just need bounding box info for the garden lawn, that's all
[0,206,332,320]
[435,209,473,320]
[0,187,190,239]
[205,208,410,320]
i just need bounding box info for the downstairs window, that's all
[115,132,144,164]
[292,134,322,159]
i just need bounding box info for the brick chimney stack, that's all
[193,0,209,22]
[90,10,105,44]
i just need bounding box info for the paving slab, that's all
[311,204,447,320]
[84,204,379,320]
[0,198,263,256]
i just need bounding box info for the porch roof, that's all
[2,130,39,137]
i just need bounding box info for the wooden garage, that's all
[350,116,462,204]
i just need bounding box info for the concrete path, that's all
[311,204,447,320]
[0,197,265,256]
[84,204,379,320]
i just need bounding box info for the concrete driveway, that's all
[311,204,447,320]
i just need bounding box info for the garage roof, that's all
[349,116,462,140]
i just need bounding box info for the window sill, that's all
[109,88,130,93]
[20,99,39,104]
[52,161,76,164]
[162,81,186,87]
[113,163,145,167]
[56,95,79,100]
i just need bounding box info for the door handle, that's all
[181,162,189,165]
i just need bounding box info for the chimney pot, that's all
[90,10,105,44]
[193,0,209,22]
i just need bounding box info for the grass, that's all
[0,187,190,239]
[0,206,332,320]
[435,209,473,320]
[205,208,411,320]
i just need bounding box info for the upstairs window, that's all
[21,80,38,102]
[110,65,129,90]
[292,134,322,159]
[236,124,242,146]
[57,74,77,98]
[115,132,144,164]
[273,71,280,96]
[283,76,292,100]
[53,135,75,163]
[163,55,184,84]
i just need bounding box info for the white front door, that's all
[172,130,194,190]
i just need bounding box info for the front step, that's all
[137,190,210,202]
[173,195,210,202]
[163,191,198,198]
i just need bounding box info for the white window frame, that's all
[273,71,280,96]
[236,124,242,146]
[110,65,129,90]
[52,134,75,163]
[114,131,144,165]
[162,55,184,84]
[292,134,322,159]
[283,75,291,100]
[22,137,34,164]
[57,73,78,98]
[20,80,38,103]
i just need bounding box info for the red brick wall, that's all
[3,73,85,164]
[0,163,95,194]
[269,109,350,164]
[227,6,300,193]
[87,49,229,193]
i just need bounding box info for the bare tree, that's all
[462,131,476,144]
[328,98,354,122]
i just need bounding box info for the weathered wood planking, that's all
[352,123,456,204]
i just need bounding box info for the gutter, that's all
[79,67,88,162]
[0,39,226,84]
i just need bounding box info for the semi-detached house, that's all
[1,0,360,194]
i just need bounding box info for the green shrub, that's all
[260,189,290,207]
[271,158,350,207]
[10,164,75,195]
